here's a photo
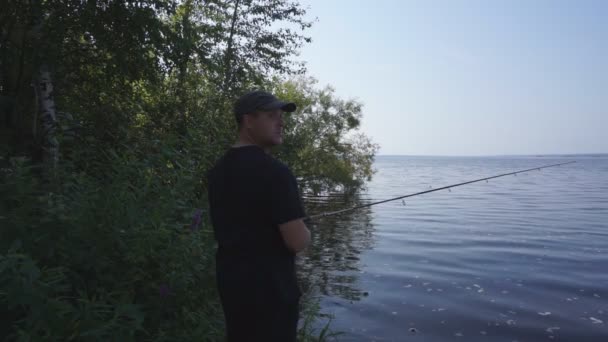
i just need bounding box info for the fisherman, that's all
[207,90,312,341]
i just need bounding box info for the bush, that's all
[1,146,222,341]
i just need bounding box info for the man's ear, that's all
[243,112,257,130]
[242,114,251,130]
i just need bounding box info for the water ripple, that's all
[304,156,608,341]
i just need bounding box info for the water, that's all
[299,155,608,341]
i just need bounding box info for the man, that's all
[207,90,312,341]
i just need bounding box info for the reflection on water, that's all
[298,156,608,341]
[299,193,376,301]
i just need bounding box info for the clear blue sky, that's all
[297,0,607,156]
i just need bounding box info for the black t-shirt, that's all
[207,145,306,302]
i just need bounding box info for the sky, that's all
[296,0,607,156]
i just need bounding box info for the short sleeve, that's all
[269,164,306,225]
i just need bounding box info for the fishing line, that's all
[305,161,576,221]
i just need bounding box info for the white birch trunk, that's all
[32,0,59,168]
[37,64,58,168]
[222,0,241,92]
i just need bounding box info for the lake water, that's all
[300,155,608,341]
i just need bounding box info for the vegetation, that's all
[1,0,378,340]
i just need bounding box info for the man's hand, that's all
[278,218,311,253]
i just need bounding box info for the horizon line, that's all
[376,152,608,157]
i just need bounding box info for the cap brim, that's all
[260,100,297,113]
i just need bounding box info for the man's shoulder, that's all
[207,146,293,177]
[268,156,294,175]
[241,148,289,173]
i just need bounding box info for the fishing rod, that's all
[305,161,576,221]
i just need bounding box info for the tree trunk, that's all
[36,64,58,168]
[222,0,241,93]
[32,0,59,168]
[176,0,193,119]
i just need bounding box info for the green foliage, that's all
[0,251,144,341]
[1,0,377,340]
[297,295,345,342]
[1,149,222,340]
[274,77,380,194]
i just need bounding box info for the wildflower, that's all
[159,283,170,297]
[190,208,203,231]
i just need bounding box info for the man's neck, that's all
[233,137,270,153]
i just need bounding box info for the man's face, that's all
[244,108,284,146]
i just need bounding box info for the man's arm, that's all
[269,163,310,254]
[278,218,311,254]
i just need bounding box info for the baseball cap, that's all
[233,90,297,121]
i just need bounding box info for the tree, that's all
[0,1,380,339]
[274,77,379,195]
